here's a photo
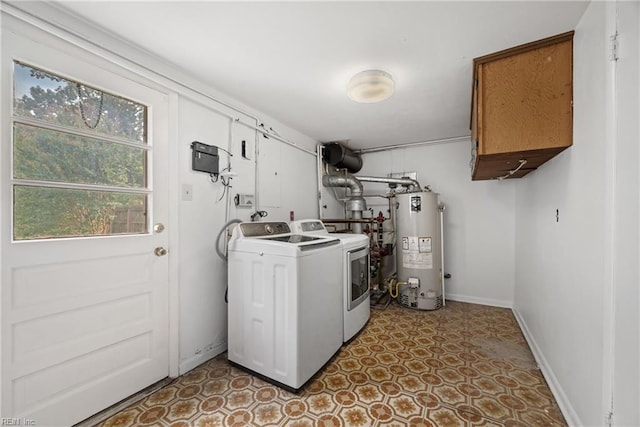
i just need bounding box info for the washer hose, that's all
[216,218,243,262]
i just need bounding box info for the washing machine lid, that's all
[231,221,339,254]
[261,234,325,243]
[290,219,369,249]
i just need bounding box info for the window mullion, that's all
[12,178,152,195]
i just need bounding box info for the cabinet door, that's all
[475,35,573,156]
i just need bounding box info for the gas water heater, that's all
[395,191,444,310]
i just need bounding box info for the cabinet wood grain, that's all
[471,31,574,180]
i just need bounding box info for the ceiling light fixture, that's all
[347,69,394,103]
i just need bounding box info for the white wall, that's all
[176,97,254,373]
[176,95,323,373]
[356,140,516,307]
[514,3,608,423]
[258,138,321,221]
[513,1,639,425]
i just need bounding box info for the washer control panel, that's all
[240,222,290,237]
[300,220,326,232]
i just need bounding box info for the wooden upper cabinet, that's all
[471,31,574,180]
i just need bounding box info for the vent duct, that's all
[322,142,363,173]
[322,173,366,234]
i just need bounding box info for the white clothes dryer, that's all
[290,219,370,342]
[227,222,342,392]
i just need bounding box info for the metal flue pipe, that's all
[355,176,422,191]
[322,173,363,196]
[322,173,366,234]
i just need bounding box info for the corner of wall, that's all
[179,342,227,376]
[512,307,581,425]
[512,1,615,425]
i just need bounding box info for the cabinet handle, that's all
[496,159,528,180]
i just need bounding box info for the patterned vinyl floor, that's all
[95,301,566,426]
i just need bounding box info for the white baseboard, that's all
[445,293,513,309]
[178,342,227,375]
[512,308,581,426]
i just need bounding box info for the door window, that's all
[348,247,370,310]
[12,62,150,240]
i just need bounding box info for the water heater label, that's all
[419,237,432,253]
[402,236,433,269]
[410,196,422,212]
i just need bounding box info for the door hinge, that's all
[609,33,619,62]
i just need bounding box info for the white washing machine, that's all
[290,219,370,342]
[227,221,343,392]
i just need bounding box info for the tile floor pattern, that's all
[96,301,567,427]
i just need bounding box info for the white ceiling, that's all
[54,1,589,150]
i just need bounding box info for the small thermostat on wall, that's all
[234,194,255,208]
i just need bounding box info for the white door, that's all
[1,27,170,425]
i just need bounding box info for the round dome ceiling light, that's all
[347,69,394,103]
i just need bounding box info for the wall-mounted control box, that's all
[191,141,219,175]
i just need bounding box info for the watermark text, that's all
[1,418,36,426]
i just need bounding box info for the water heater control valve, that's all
[408,277,420,288]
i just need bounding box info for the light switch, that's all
[182,184,193,201]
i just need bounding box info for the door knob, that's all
[154,247,168,256]
[154,223,165,233]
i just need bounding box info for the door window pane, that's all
[13,62,147,143]
[13,123,146,188]
[14,186,147,240]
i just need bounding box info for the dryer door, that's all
[347,246,370,310]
